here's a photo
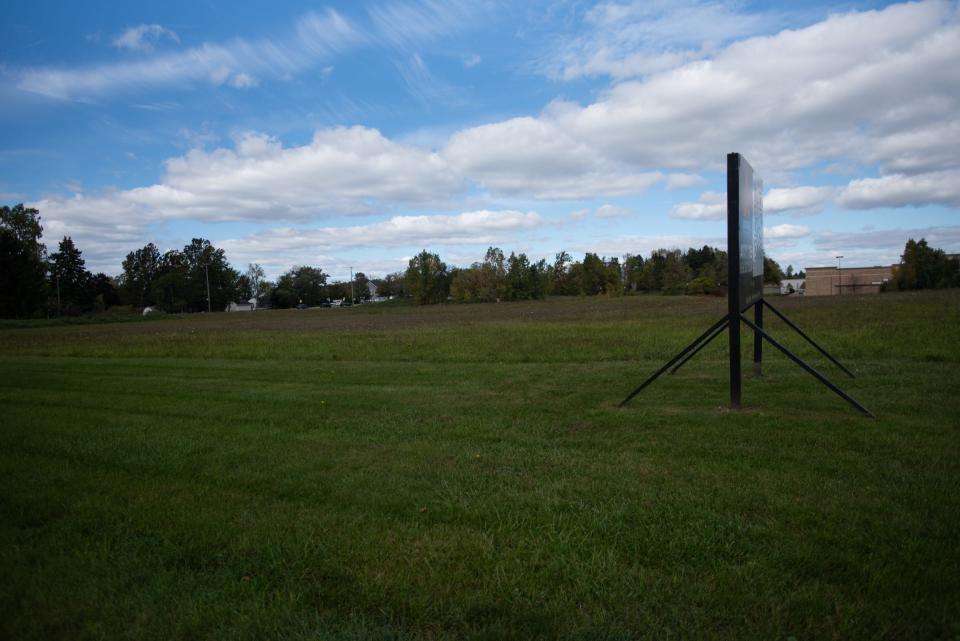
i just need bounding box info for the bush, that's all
[686,276,718,296]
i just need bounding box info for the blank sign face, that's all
[732,154,763,310]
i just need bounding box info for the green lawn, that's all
[1,292,959,640]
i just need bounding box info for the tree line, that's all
[395,246,788,305]
[0,204,374,318]
[3,202,957,318]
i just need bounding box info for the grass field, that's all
[2,291,959,640]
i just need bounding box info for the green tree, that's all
[153,250,189,312]
[88,273,121,311]
[683,246,718,274]
[48,236,93,315]
[504,252,545,300]
[605,257,624,296]
[449,267,485,303]
[457,247,509,301]
[180,238,239,311]
[244,263,270,303]
[572,253,606,295]
[623,254,645,292]
[119,242,162,307]
[550,251,574,295]
[353,272,371,302]
[405,250,448,305]
[893,238,959,290]
[660,250,691,295]
[0,204,47,318]
[763,255,785,285]
[373,272,406,298]
[637,250,666,292]
[273,266,328,307]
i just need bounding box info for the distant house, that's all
[226,298,258,312]
[367,282,378,299]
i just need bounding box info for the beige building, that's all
[804,265,894,296]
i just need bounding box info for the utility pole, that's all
[350,266,355,304]
[836,255,843,296]
[205,263,212,312]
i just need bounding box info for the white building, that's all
[226,298,258,312]
[780,278,805,295]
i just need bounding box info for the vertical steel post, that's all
[753,300,763,376]
[727,153,741,409]
[205,263,212,313]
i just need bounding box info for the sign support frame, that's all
[619,153,873,417]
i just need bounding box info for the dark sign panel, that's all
[727,153,763,310]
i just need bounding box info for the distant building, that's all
[226,298,258,312]
[367,281,378,298]
[779,278,805,295]
[804,265,893,296]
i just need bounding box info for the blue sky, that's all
[2,0,958,280]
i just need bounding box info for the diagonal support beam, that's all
[620,315,728,407]
[762,299,855,378]
[740,314,873,418]
[669,319,729,375]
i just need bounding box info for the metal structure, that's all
[836,255,844,295]
[620,153,873,417]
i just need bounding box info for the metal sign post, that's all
[619,153,873,417]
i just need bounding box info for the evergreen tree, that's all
[119,242,162,307]
[48,236,93,315]
[0,204,47,318]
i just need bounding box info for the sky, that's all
[1,0,958,281]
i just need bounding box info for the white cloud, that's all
[671,191,725,220]
[765,186,834,214]
[113,24,180,52]
[444,114,664,199]
[28,125,467,274]
[596,204,632,218]
[545,0,781,81]
[20,1,960,213]
[17,11,362,100]
[229,72,259,89]
[464,54,482,68]
[394,53,459,104]
[574,233,725,259]
[218,210,543,276]
[367,0,479,49]
[136,126,461,220]
[814,225,960,251]
[838,170,960,209]
[665,173,705,190]
[765,224,809,239]
[792,224,960,269]
[479,0,960,203]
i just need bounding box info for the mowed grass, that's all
[1,292,958,640]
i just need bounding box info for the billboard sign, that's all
[727,153,763,310]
